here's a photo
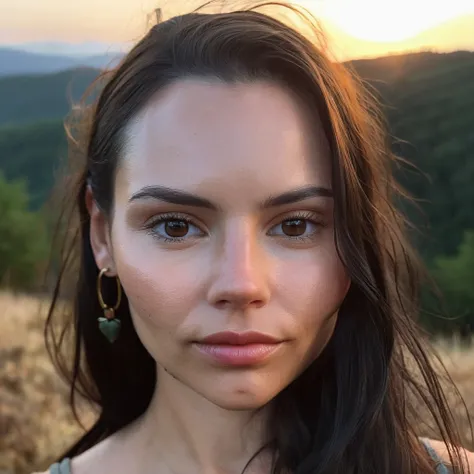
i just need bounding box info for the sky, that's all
[1,0,473,60]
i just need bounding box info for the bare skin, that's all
[34,80,474,474]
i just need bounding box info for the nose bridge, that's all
[220,219,264,285]
[207,218,269,309]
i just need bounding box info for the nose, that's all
[206,226,270,311]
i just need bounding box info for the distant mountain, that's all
[0,47,122,77]
[6,41,126,57]
[348,50,474,86]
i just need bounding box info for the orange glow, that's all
[0,0,473,60]
[309,0,474,43]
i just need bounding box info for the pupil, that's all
[282,219,306,236]
[165,220,188,237]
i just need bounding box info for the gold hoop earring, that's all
[97,267,122,343]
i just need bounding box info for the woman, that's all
[35,2,473,473]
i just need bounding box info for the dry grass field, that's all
[1,290,474,474]
[0,291,98,474]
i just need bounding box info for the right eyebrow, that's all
[129,185,218,210]
[128,184,333,211]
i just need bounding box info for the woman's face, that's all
[94,79,350,410]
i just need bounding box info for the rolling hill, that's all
[6,40,123,57]
[0,67,101,126]
[0,119,66,210]
[0,47,121,77]
[350,51,474,257]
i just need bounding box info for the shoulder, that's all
[30,458,70,474]
[424,438,474,471]
[30,460,76,474]
[33,430,127,474]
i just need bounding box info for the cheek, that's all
[279,247,349,319]
[277,246,350,358]
[112,235,205,344]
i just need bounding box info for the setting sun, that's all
[311,0,474,43]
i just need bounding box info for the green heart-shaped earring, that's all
[98,317,121,343]
[97,267,122,343]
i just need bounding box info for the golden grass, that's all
[0,291,97,474]
[1,290,473,474]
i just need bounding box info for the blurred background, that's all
[0,0,473,473]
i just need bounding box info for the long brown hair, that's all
[44,2,471,472]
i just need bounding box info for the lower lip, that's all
[193,342,283,366]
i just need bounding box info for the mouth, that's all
[197,330,283,345]
[192,331,286,366]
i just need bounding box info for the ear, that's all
[85,184,116,274]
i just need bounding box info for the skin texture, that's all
[115,79,349,409]
[36,80,473,473]
[85,79,350,473]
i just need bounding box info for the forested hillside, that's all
[0,67,100,126]
[351,51,474,259]
[0,120,66,210]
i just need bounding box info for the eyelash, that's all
[144,211,325,244]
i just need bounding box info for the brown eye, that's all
[165,220,189,238]
[267,212,323,242]
[147,215,204,242]
[281,219,307,236]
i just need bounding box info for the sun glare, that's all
[305,0,473,43]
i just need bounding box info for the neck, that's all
[129,366,274,474]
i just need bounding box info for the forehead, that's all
[116,79,331,206]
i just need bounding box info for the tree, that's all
[429,230,474,337]
[0,172,49,289]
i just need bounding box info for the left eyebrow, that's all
[260,185,333,209]
[128,184,333,211]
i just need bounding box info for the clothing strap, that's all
[420,438,450,474]
[49,458,71,474]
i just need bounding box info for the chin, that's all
[195,373,285,411]
[208,391,274,411]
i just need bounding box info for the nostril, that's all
[215,299,230,309]
[208,280,270,310]
[214,298,265,310]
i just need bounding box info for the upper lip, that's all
[197,331,282,345]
